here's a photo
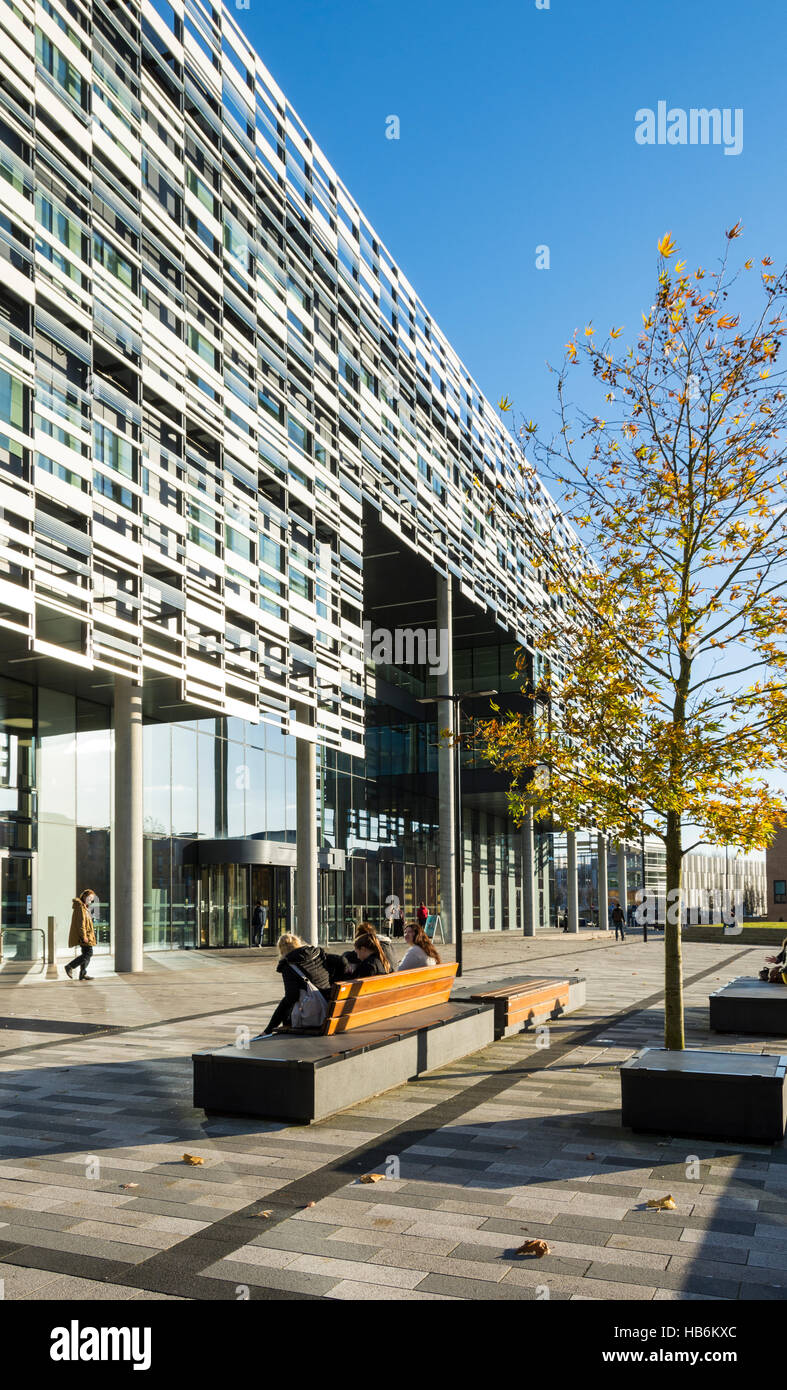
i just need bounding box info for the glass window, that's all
[171,725,198,836]
[0,369,25,431]
[143,723,171,835]
[775,880,786,904]
[93,232,137,291]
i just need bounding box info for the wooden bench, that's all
[323,962,457,1034]
[192,960,495,1122]
[468,975,585,1038]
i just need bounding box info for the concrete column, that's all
[114,676,143,973]
[597,832,609,930]
[436,573,455,943]
[567,829,579,933]
[296,721,318,946]
[522,809,536,936]
[617,841,628,918]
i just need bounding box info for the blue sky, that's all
[235,0,787,438]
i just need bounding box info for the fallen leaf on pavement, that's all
[182,1153,204,1166]
[586,1153,596,1159]
[121,1183,138,1189]
[256,1210,273,1218]
[359,1173,385,1184]
[304,1201,315,1208]
[516,1239,550,1257]
[646,1195,676,1210]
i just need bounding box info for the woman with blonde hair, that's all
[262,933,335,1034]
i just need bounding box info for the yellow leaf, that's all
[182,1153,204,1166]
[360,1173,386,1184]
[498,395,513,412]
[726,219,743,239]
[516,1239,550,1257]
[646,1195,676,1210]
[610,326,623,339]
[657,231,677,258]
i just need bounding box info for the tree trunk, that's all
[664,808,684,1050]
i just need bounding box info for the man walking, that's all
[252,900,268,946]
[64,889,97,980]
[611,901,626,941]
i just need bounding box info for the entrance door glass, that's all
[250,866,274,945]
[1,854,33,959]
[226,863,249,945]
[199,865,226,947]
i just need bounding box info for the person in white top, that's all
[397,922,441,971]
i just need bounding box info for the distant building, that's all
[766,830,787,921]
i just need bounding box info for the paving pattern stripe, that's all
[0,946,751,1301]
[0,936,623,1061]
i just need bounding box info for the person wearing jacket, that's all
[398,922,441,971]
[343,930,393,979]
[65,889,97,980]
[262,934,334,1033]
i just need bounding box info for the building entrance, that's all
[197,863,290,948]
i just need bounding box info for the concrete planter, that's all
[620,1047,787,1143]
[710,978,787,1035]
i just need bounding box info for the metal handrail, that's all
[0,925,47,961]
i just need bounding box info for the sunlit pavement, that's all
[0,930,783,1301]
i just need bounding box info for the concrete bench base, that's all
[621,1047,787,1143]
[710,977,787,1035]
[192,1000,495,1123]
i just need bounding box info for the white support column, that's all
[114,676,143,974]
[522,809,536,937]
[567,829,579,934]
[436,573,455,943]
[597,832,609,930]
[617,841,628,919]
[296,720,318,946]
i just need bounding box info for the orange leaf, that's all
[657,231,677,258]
[516,1239,550,1257]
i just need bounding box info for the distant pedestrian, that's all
[396,904,406,938]
[611,902,626,941]
[65,889,97,980]
[252,900,268,946]
[417,901,428,928]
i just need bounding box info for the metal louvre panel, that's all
[34,511,91,556]
[35,310,91,365]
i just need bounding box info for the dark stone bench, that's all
[192,999,494,1123]
[621,1047,787,1143]
[710,977,787,1036]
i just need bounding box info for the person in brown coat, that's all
[65,889,97,980]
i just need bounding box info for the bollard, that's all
[47,915,56,965]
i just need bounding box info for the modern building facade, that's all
[0,0,583,960]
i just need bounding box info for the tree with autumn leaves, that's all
[481,227,787,1050]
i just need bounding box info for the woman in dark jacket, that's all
[343,930,393,980]
[262,934,333,1033]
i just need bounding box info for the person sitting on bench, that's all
[262,934,335,1034]
[343,930,393,979]
[763,937,787,984]
[398,922,441,971]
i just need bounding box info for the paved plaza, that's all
[0,930,785,1302]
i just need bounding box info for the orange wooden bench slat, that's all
[331,963,457,999]
[469,979,560,1002]
[323,963,458,1036]
[325,985,454,1034]
[508,988,569,1022]
[329,977,454,1018]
